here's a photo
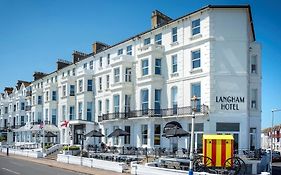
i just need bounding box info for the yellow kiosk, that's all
[203,134,234,167]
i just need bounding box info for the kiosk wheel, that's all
[194,155,214,172]
[223,156,246,175]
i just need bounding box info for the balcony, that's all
[26,91,32,97]
[110,55,134,66]
[25,105,31,111]
[137,44,165,57]
[98,105,209,122]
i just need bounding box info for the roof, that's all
[203,134,234,140]
[30,4,255,84]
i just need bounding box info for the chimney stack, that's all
[56,59,72,70]
[72,51,87,64]
[16,80,31,90]
[92,42,109,54]
[33,72,47,81]
[151,10,172,29]
[4,87,13,95]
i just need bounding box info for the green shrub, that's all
[63,145,80,151]
[0,136,6,142]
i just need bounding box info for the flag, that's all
[61,120,69,127]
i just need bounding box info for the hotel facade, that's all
[0,5,261,153]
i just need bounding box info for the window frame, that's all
[142,59,149,76]
[191,49,201,69]
[192,18,200,36]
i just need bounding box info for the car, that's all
[272,151,281,162]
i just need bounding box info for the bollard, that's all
[7,147,9,156]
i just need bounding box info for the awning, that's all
[162,121,189,138]
[31,124,59,132]
[108,128,129,137]
[85,130,104,137]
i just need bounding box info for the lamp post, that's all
[189,96,198,175]
[270,108,281,174]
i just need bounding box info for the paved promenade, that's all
[0,152,126,175]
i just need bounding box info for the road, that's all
[273,162,281,175]
[0,155,86,175]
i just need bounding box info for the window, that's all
[251,55,257,73]
[69,106,74,120]
[70,85,75,96]
[191,83,201,110]
[155,58,161,75]
[90,60,93,70]
[172,55,177,73]
[98,100,102,115]
[87,102,92,121]
[99,77,102,91]
[106,99,110,114]
[99,57,103,67]
[154,124,161,145]
[52,109,57,125]
[83,63,87,69]
[107,54,110,65]
[192,19,200,36]
[251,89,257,109]
[144,38,151,45]
[141,89,149,114]
[141,125,148,145]
[45,91,50,101]
[171,86,178,114]
[172,27,177,42]
[154,89,161,114]
[114,68,120,83]
[72,68,75,76]
[250,128,257,150]
[20,116,24,126]
[21,102,25,110]
[216,123,240,151]
[124,126,131,144]
[38,96,42,105]
[45,108,49,122]
[125,68,132,82]
[113,126,119,145]
[62,85,67,97]
[125,95,131,113]
[142,59,149,76]
[127,45,132,55]
[62,105,66,121]
[52,91,57,101]
[155,33,162,45]
[78,102,83,119]
[106,75,110,89]
[78,80,83,92]
[118,49,123,55]
[67,70,70,76]
[87,79,93,91]
[192,50,201,69]
[114,95,120,114]
[5,107,8,114]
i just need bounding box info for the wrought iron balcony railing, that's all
[98,105,209,122]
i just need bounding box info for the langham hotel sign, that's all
[216,96,245,110]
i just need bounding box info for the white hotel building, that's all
[0,5,261,153]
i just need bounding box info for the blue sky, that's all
[0,0,280,129]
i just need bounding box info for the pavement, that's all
[0,153,126,175]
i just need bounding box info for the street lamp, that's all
[270,108,281,174]
[189,96,198,175]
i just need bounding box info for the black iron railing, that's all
[25,105,32,111]
[98,105,209,122]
